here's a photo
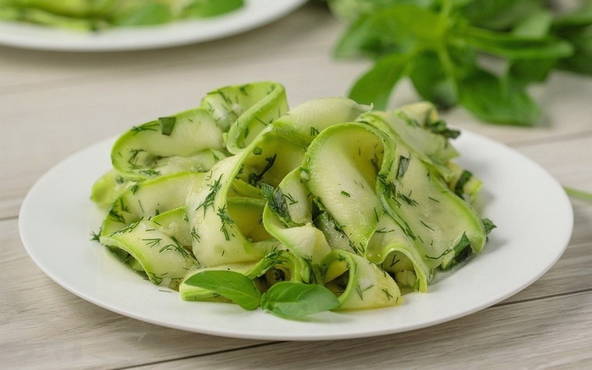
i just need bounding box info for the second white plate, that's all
[0,0,306,51]
[19,130,573,340]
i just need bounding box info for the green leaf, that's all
[349,53,409,109]
[334,4,445,59]
[260,282,340,319]
[457,26,573,59]
[183,0,244,18]
[508,58,555,84]
[459,0,543,30]
[512,9,552,38]
[557,28,592,75]
[409,50,457,109]
[459,68,540,126]
[184,270,261,310]
[158,116,176,136]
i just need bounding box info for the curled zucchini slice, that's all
[322,250,401,310]
[111,108,225,179]
[366,215,431,293]
[186,126,307,267]
[200,81,289,153]
[101,220,196,288]
[262,168,332,264]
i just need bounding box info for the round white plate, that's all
[19,130,573,341]
[0,0,306,52]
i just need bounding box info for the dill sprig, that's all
[195,175,223,216]
[248,154,277,185]
[217,206,234,241]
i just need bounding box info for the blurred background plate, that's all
[0,0,307,52]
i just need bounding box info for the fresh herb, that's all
[396,155,410,179]
[482,218,497,235]
[382,288,394,300]
[260,183,298,227]
[428,196,440,203]
[130,184,139,194]
[331,1,589,126]
[260,282,340,319]
[420,219,435,231]
[142,238,161,248]
[195,175,222,215]
[139,169,161,177]
[340,190,351,197]
[248,154,277,185]
[216,206,234,241]
[397,191,419,207]
[310,127,320,137]
[90,228,101,242]
[108,208,126,224]
[191,226,201,242]
[131,122,159,134]
[425,119,461,139]
[184,271,261,310]
[454,170,473,197]
[158,116,176,136]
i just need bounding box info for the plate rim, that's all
[18,130,574,341]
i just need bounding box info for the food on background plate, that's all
[0,0,244,31]
[90,81,495,319]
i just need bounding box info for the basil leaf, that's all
[334,4,444,59]
[460,0,543,30]
[557,28,592,75]
[409,51,457,109]
[459,68,540,126]
[349,53,409,109]
[457,26,573,59]
[512,10,552,38]
[184,270,261,310]
[261,282,340,319]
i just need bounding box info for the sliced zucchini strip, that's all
[111,108,225,179]
[262,169,332,264]
[273,97,369,146]
[101,172,205,236]
[367,215,431,293]
[151,207,192,247]
[101,220,196,288]
[200,81,289,153]
[303,123,390,254]
[322,250,401,310]
[185,126,307,267]
[90,170,137,209]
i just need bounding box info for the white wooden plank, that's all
[142,291,592,370]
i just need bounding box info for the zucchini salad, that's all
[91,82,495,319]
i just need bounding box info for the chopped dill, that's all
[340,190,351,197]
[195,175,223,215]
[217,206,234,241]
[396,156,410,179]
[248,154,277,185]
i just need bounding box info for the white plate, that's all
[19,130,573,340]
[0,0,306,52]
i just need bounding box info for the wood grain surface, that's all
[1,4,591,369]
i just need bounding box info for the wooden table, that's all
[2,4,592,369]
